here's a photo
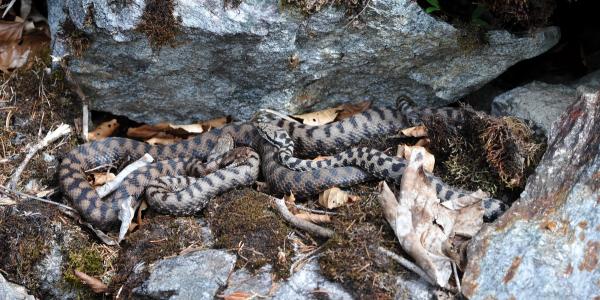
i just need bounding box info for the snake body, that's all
[59,101,502,229]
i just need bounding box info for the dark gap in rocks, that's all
[461,0,600,111]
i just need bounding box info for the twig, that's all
[271,196,334,238]
[452,262,461,293]
[7,124,71,189]
[377,246,437,287]
[82,104,89,141]
[257,109,299,123]
[1,0,16,18]
[95,154,154,198]
[0,185,76,212]
[294,204,339,215]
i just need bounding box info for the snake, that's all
[59,99,506,230]
[255,122,507,221]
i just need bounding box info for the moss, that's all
[206,188,292,278]
[64,247,106,284]
[61,18,91,57]
[136,0,182,51]
[319,193,404,299]
[283,0,369,16]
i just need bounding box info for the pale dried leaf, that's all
[35,189,53,197]
[91,172,116,187]
[88,119,119,141]
[318,187,358,209]
[293,107,338,126]
[401,125,428,137]
[72,270,108,293]
[0,41,30,71]
[0,196,17,206]
[221,291,253,300]
[169,123,204,134]
[335,100,372,120]
[284,192,296,204]
[199,116,230,130]
[396,145,435,172]
[146,136,181,145]
[415,138,430,147]
[312,155,332,161]
[295,213,331,223]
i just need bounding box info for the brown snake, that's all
[59,100,506,230]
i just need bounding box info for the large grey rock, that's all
[49,0,559,124]
[491,69,600,134]
[133,249,236,299]
[223,265,273,297]
[273,261,353,300]
[463,90,600,299]
[0,274,35,300]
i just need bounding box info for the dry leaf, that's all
[396,145,435,172]
[169,123,204,133]
[293,107,339,126]
[295,213,331,223]
[220,291,253,300]
[136,200,148,228]
[199,116,230,130]
[284,192,296,204]
[378,147,485,288]
[0,21,24,42]
[72,270,108,293]
[335,100,372,120]
[91,172,116,186]
[126,123,170,139]
[146,136,181,145]
[0,197,17,206]
[88,119,119,141]
[318,187,359,209]
[0,29,49,71]
[401,125,428,137]
[312,155,332,161]
[415,138,430,147]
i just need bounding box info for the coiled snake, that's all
[59,100,506,230]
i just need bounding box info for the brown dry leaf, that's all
[396,145,435,172]
[293,107,339,126]
[91,172,116,187]
[88,119,119,141]
[415,138,430,147]
[200,116,231,131]
[335,100,372,120]
[126,123,170,139]
[401,125,428,137]
[136,200,148,227]
[220,291,253,300]
[72,270,108,293]
[318,187,359,209]
[0,29,50,71]
[295,213,331,223]
[169,123,204,134]
[0,21,24,42]
[146,136,181,145]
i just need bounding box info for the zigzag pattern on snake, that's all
[59,99,504,230]
[256,122,507,221]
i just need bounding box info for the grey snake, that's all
[59,100,506,230]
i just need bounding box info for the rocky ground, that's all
[1,0,599,299]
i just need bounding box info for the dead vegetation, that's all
[206,188,294,279]
[136,0,182,51]
[283,0,369,15]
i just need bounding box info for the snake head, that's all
[254,122,293,149]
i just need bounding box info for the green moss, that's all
[206,188,292,278]
[64,247,106,284]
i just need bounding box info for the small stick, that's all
[294,204,339,215]
[271,196,334,238]
[257,108,299,123]
[377,246,437,287]
[7,124,71,190]
[82,104,89,141]
[0,185,76,212]
[95,153,154,198]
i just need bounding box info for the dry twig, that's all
[95,153,154,198]
[7,123,71,189]
[271,196,334,238]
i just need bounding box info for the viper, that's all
[59,99,506,230]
